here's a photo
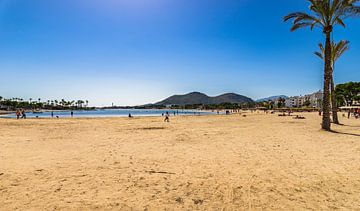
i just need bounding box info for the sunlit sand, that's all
[1,113,359,210]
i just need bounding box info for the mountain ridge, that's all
[155,92,254,105]
[256,95,288,102]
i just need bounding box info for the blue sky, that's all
[0,0,359,106]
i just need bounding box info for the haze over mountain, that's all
[155,92,254,105]
[256,95,288,103]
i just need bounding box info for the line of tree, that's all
[284,0,360,131]
[0,97,92,111]
[335,82,360,106]
[257,97,287,110]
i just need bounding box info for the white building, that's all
[285,97,299,108]
[285,91,323,108]
[306,91,323,108]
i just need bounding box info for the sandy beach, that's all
[1,112,360,210]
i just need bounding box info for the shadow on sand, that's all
[330,130,360,137]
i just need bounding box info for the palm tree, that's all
[315,40,349,124]
[61,99,66,108]
[284,0,360,131]
[77,100,84,108]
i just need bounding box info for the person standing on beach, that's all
[51,111,54,118]
[71,111,74,117]
[21,109,26,119]
[16,110,21,119]
[164,112,170,122]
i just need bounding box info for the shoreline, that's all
[0,108,216,119]
[0,111,14,116]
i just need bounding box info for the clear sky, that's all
[0,0,359,106]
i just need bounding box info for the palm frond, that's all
[290,22,313,31]
[315,40,350,63]
[285,0,360,32]
[314,51,324,59]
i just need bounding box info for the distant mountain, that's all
[155,92,254,105]
[256,95,288,102]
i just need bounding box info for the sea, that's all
[1,109,216,118]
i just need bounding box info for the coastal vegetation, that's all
[284,0,360,131]
[335,81,360,106]
[0,97,93,111]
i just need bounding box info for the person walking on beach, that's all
[71,111,74,117]
[164,112,170,122]
[51,111,54,118]
[21,109,26,119]
[16,110,21,119]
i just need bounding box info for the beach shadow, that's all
[330,130,360,137]
[339,124,360,128]
[139,127,166,130]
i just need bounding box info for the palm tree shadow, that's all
[340,124,360,128]
[330,130,360,137]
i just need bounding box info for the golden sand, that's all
[1,112,360,210]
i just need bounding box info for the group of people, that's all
[15,109,26,119]
[127,112,170,122]
[14,110,75,119]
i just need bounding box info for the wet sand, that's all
[0,112,360,210]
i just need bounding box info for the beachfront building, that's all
[285,97,300,108]
[284,95,307,108]
[306,90,323,108]
[285,91,323,108]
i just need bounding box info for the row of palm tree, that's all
[0,97,89,110]
[284,0,360,131]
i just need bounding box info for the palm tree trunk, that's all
[330,75,339,124]
[322,31,332,131]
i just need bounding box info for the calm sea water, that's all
[1,109,215,118]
